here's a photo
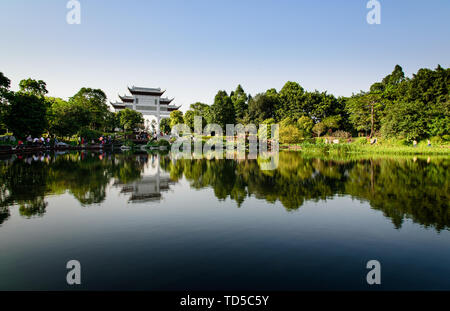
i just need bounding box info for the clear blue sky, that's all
[1,0,449,111]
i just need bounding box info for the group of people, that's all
[16,135,52,148]
[78,135,114,146]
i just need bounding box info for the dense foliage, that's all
[0,74,145,139]
[180,65,448,142]
[0,64,448,142]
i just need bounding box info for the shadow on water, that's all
[0,150,448,232]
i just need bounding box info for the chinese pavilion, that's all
[110,86,180,132]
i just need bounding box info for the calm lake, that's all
[0,151,449,290]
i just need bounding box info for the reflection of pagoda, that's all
[115,154,173,202]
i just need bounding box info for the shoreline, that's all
[280,143,450,155]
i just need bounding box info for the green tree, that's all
[277,81,305,120]
[380,65,449,139]
[117,108,144,131]
[183,110,195,130]
[297,116,314,137]
[183,102,209,130]
[4,92,48,138]
[248,92,278,124]
[169,110,184,128]
[0,72,11,132]
[258,118,276,141]
[305,91,343,122]
[47,97,91,137]
[104,111,120,133]
[69,88,108,130]
[18,78,48,96]
[160,117,171,133]
[208,90,235,129]
[322,115,341,132]
[346,92,384,137]
[279,124,303,144]
[230,84,248,121]
[0,72,11,90]
[312,121,326,137]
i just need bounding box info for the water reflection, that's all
[0,151,448,231]
[113,154,174,202]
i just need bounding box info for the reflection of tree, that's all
[19,197,47,218]
[0,151,448,231]
[0,159,49,218]
[162,152,449,231]
[0,151,146,223]
[0,207,10,226]
[345,158,450,231]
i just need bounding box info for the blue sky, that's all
[0,0,449,111]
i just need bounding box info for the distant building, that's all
[110,86,181,131]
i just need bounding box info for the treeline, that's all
[1,65,449,142]
[166,65,449,142]
[0,74,144,141]
[1,152,448,231]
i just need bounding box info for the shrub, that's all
[312,122,327,137]
[280,125,303,144]
[332,130,351,139]
[78,128,103,142]
[354,137,368,145]
[430,136,445,145]
[297,116,314,136]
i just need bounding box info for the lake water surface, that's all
[0,151,449,290]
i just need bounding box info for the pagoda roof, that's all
[160,97,174,104]
[118,95,134,102]
[167,104,181,111]
[128,86,165,96]
[110,101,125,109]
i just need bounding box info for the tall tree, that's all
[117,108,144,131]
[159,117,171,134]
[184,102,209,130]
[18,78,48,96]
[0,72,11,90]
[208,90,235,129]
[346,92,384,137]
[230,84,248,121]
[248,92,278,124]
[69,88,108,130]
[169,110,184,128]
[0,72,11,132]
[277,81,305,120]
[381,65,449,139]
[4,92,48,138]
[47,97,91,137]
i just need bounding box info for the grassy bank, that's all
[281,137,450,155]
